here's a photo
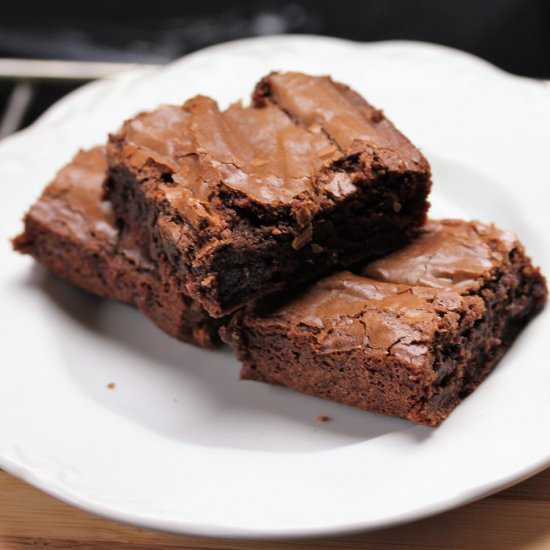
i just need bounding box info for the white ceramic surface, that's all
[0,36,549,539]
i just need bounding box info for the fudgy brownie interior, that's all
[107,71,432,317]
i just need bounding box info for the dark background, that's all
[1,0,550,131]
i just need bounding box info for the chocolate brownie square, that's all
[13,147,219,347]
[223,220,547,426]
[106,71,431,317]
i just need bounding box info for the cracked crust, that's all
[224,272,485,425]
[223,219,547,426]
[362,219,519,292]
[13,147,220,348]
[106,71,431,317]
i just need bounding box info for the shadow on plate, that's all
[25,265,431,452]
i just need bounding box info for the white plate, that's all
[0,36,549,539]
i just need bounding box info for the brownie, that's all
[13,147,220,348]
[106,71,431,317]
[223,220,547,426]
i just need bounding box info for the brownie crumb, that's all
[107,382,116,390]
[316,415,331,422]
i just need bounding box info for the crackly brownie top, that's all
[26,147,149,268]
[362,219,517,292]
[253,72,423,164]
[27,146,117,244]
[257,271,480,362]
[110,71,429,226]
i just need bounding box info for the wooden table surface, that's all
[0,467,548,549]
